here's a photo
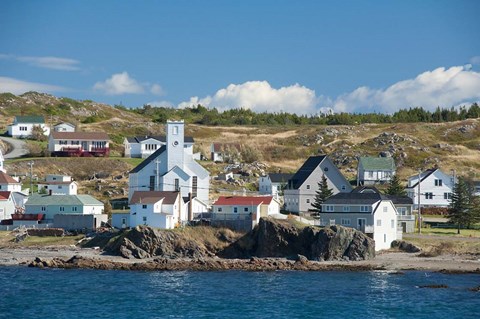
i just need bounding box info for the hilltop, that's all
[1,92,479,200]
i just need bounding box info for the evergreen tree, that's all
[311,175,333,214]
[447,177,472,234]
[384,174,407,196]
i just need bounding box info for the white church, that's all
[128,120,210,204]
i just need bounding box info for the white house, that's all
[259,173,293,198]
[182,196,209,219]
[0,171,22,193]
[129,120,210,204]
[320,192,399,251]
[7,115,50,138]
[212,195,280,230]
[357,157,395,185]
[49,131,110,157]
[284,155,352,214]
[210,143,241,162]
[124,135,194,158]
[0,191,16,221]
[24,194,105,223]
[53,122,76,132]
[406,168,454,208]
[353,186,415,233]
[128,191,183,229]
[37,175,78,195]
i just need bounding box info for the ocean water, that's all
[0,267,478,319]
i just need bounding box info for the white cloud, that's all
[178,81,319,114]
[94,72,164,96]
[0,76,67,94]
[147,100,175,108]
[94,72,145,95]
[332,66,480,113]
[0,54,80,71]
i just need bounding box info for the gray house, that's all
[283,155,352,214]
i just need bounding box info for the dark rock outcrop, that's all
[391,240,421,253]
[219,218,375,261]
[105,226,210,259]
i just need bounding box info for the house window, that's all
[20,126,27,131]
[244,207,249,212]
[71,141,79,145]
[173,126,179,135]
[397,207,407,215]
[192,176,198,198]
[233,207,238,213]
[360,206,369,212]
[343,206,350,212]
[149,176,155,191]
[217,207,222,213]
[444,193,452,200]
[72,207,77,212]
[325,205,334,212]
[306,199,310,204]
[142,204,147,209]
[383,206,388,212]
[41,206,46,211]
[341,185,346,191]
[435,179,443,186]
[60,206,65,212]
[391,219,395,228]
[377,219,382,226]
[58,185,63,189]
[384,234,387,243]
[306,185,310,190]
[425,192,433,200]
[121,218,126,224]
[341,218,351,226]
[143,216,147,223]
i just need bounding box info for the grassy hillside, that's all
[1,92,479,201]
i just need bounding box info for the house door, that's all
[401,222,407,233]
[81,141,88,151]
[357,218,366,231]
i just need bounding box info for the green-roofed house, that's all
[7,115,50,138]
[357,157,396,186]
[22,194,107,230]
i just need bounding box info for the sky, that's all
[1,0,479,115]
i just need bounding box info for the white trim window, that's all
[341,218,351,226]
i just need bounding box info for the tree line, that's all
[117,103,480,126]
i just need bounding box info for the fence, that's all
[211,213,255,232]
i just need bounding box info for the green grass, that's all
[415,227,480,237]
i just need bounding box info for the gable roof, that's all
[51,131,109,140]
[359,157,395,171]
[54,122,75,128]
[323,192,388,205]
[126,135,194,144]
[130,191,179,205]
[14,115,45,124]
[407,168,438,188]
[0,171,20,184]
[213,196,273,206]
[0,191,12,200]
[25,194,103,206]
[288,155,327,189]
[353,186,412,205]
[268,173,293,183]
[130,145,167,174]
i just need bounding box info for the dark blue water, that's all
[0,267,478,319]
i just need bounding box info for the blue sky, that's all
[1,0,479,114]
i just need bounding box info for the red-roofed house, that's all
[212,196,280,230]
[124,191,183,229]
[0,191,16,221]
[0,171,22,192]
[48,131,110,157]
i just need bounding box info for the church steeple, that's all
[166,120,185,171]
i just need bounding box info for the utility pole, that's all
[28,161,34,196]
[417,170,421,234]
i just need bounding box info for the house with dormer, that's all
[129,120,210,210]
[406,168,454,208]
[319,192,399,251]
[7,115,50,138]
[284,155,352,214]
